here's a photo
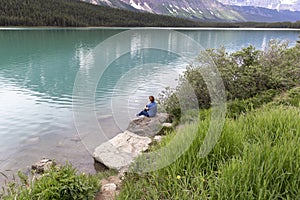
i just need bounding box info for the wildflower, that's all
[176,175,181,180]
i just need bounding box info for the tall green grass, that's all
[118,106,300,199]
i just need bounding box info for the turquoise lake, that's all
[0,28,299,179]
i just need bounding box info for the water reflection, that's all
[0,29,122,97]
[181,29,299,52]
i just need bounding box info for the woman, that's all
[137,96,157,117]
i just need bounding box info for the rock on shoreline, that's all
[127,113,170,137]
[93,131,151,171]
[31,158,56,174]
[93,113,170,171]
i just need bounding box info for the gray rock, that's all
[157,113,170,123]
[127,113,169,137]
[93,131,151,171]
[32,158,55,174]
[162,123,173,128]
[101,183,117,192]
[153,135,163,143]
[93,113,170,171]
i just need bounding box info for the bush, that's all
[159,41,300,120]
[227,89,278,118]
[1,163,102,200]
[271,86,300,107]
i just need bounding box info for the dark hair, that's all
[149,96,155,102]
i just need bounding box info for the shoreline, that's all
[0,114,123,188]
[0,26,300,31]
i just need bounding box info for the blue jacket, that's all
[147,102,157,117]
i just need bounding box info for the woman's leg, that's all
[138,110,149,117]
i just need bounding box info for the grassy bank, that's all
[118,94,300,199]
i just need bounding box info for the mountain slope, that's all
[125,0,246,21]
[217,0,300,12]
[84,0,137,10]
[82,0,300,22]
[84,0,246,22]
[232,5,300,22]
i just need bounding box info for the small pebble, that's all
[101,183,117,192]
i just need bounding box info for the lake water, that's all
[0,28,299,179]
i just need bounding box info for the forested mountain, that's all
[1,0,300,27]
[0,0,200,26]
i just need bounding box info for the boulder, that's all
[93,131,151,171]
[32,158,55,174]
[93,113,170,171]
[127,113,170,137]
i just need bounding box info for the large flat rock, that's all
[93,113,171,171]
[127,113,170,137]
[93,131,151,171]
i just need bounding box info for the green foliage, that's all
[158,87,181,120]
[287,87,300,106]
[271,86,300,107]
[118,106,300,199]
[227,89,278,118]
[1,163,103,200]
[214,106,300,199]
[160,40,300,120]
[231,45,260,67]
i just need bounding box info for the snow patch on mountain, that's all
[129,0,143,10]
[90,0,112,6]
[128,0,154,12]
[143,2,153,12]
[281,0,296,4]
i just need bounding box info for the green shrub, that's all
[227,89,278,118]
[1,163,102,200]
[271,86,300,107]
[158,86,181,120]
[288,87,300,106]
[159,41,300,120]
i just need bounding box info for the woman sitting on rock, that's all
[136,96,157,117]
